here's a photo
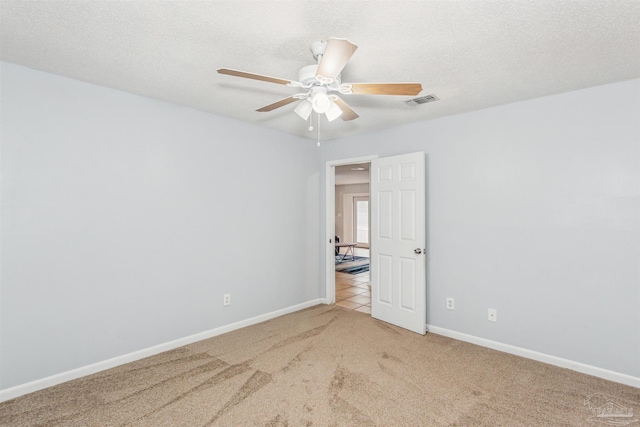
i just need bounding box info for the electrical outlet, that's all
[446,298,454,310]
[488,308,497,322]
[223,294,231,306]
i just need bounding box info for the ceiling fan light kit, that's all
[311,89,331,113]
[325,101,344,122]
[217,37,423,125]
[294,99,313,120]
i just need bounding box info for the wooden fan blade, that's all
[217,68,292,86]
[333,97,359,121]
[256,96,299,112]
[316,38,358,83]
[350,83,422,96]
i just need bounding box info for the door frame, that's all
[325,155,378,304]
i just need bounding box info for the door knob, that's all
[414,248,422,254]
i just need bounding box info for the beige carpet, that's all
[1,305,638,426]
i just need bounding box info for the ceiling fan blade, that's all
[347,83,423,96]
[256,96,300,112]
[315,38,358,84]
[218,68,292,86]
[332,97,359,121]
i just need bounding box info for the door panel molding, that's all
[370,152,426,334]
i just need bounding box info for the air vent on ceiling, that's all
[405,94,439,106]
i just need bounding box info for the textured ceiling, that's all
[1,1,639,141]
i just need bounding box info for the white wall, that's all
[0,62,321,389]
[321,79,640,378]
[2,60,637,391]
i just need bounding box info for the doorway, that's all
[326,153,427,335]
[325,155,377,307]
[334,165,371,313]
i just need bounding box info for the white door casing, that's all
[370,152,426,334]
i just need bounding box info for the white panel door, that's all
[370,152,426,334]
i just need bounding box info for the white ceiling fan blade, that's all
[332,97,359,121]
[315,38,358,84]
[340,83,423,96]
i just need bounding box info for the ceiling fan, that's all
[217,38,423,123]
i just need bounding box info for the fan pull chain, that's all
[308,114,313,131]
[317,112,321,147]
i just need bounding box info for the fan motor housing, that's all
[298,64,341,88]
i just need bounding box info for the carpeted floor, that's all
[1,305,638,426]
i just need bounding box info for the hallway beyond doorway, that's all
[335,247,370,313]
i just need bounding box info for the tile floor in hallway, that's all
[335,247,370,314]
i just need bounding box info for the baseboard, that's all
[427,325,640,389]
[0,298,325,403]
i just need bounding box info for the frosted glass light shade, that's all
[294,99,313,120]
[311,92,331,114]
[325,101,343,122]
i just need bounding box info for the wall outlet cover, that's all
[446,298,454,310]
